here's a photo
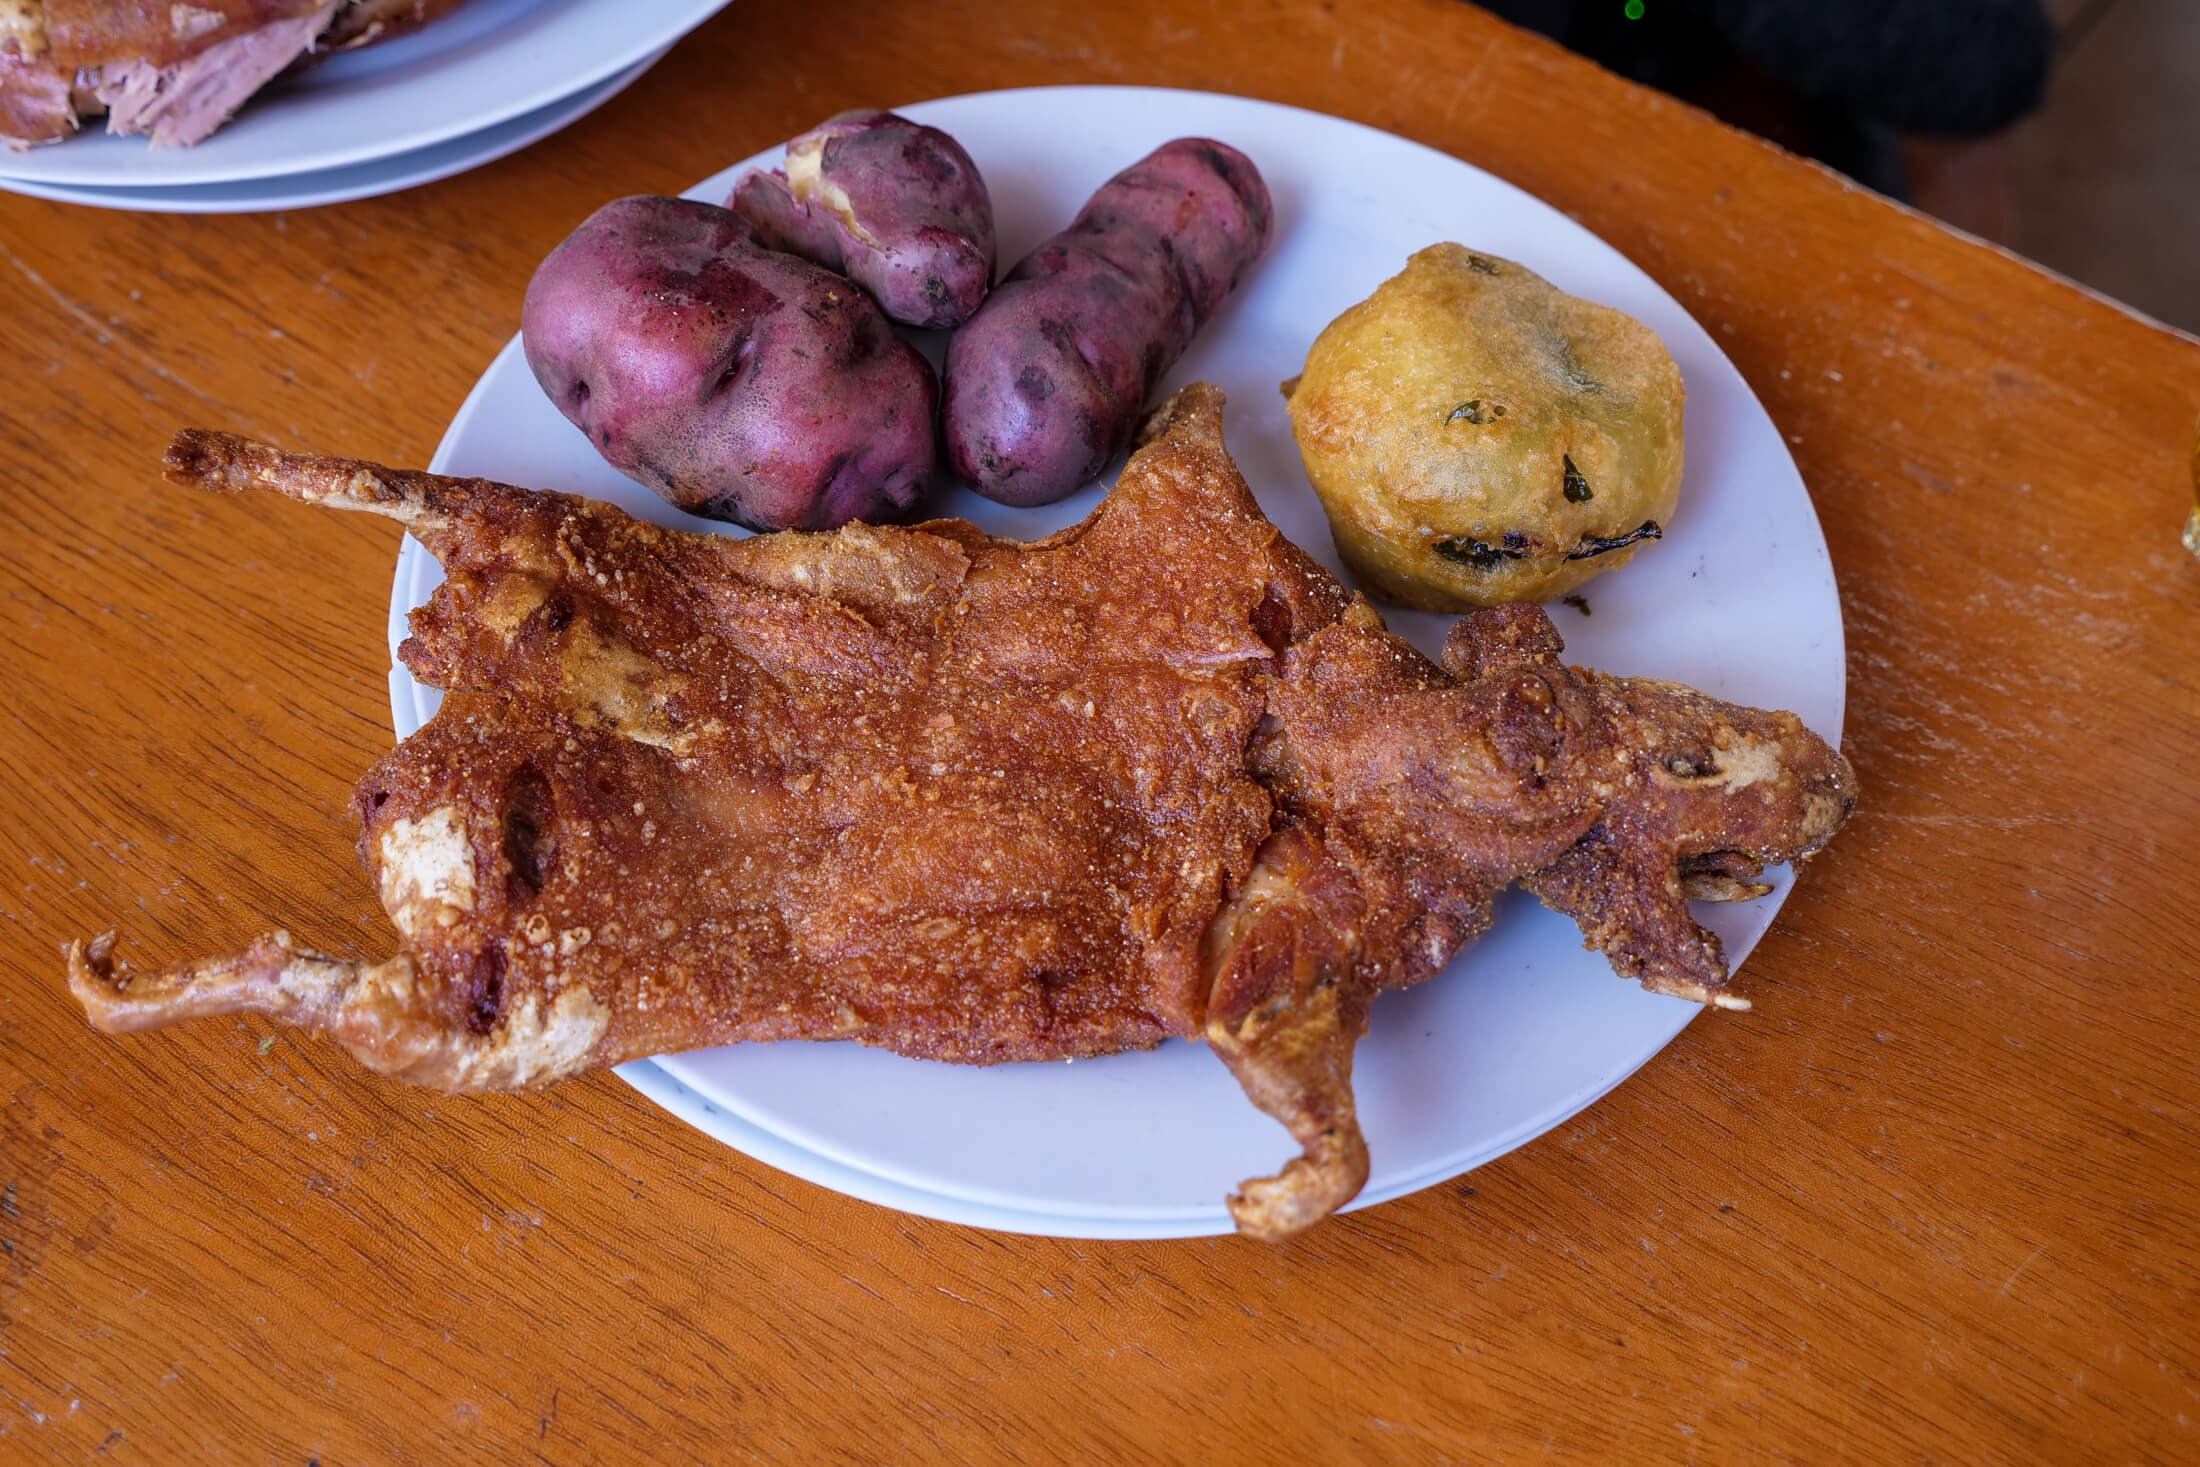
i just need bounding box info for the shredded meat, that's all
[1,0,471,148]
[65,385,1857,1238]
[95,2,334,146]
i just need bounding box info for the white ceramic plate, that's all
[0,49,661,214]
[393,86,1846,1238]
[0,0,725,187]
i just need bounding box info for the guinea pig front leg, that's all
[1519,829,1749,1009]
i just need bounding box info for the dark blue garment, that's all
[1478,0,2055,198]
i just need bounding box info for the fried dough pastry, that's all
[67,385,1855,1239]
[1285,245,1685,611]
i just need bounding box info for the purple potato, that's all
[729,109,995,330]
[521,195,938,532]
[942,138,1272,507]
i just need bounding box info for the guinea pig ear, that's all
[1130,381,1227,452]
[1439,603,1565,681]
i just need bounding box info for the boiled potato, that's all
[944,139,1272,507]
[1283,244,1684,610]
[521,196,938,532]
[730,109,996,331]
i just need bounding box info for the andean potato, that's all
[730,110,995,330]
[942,138,1271,507]
[522,195,938,532]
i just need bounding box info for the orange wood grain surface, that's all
[4,1,2197,1460]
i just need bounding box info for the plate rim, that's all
[614,1024,1688,1239]
[0,49,663,214]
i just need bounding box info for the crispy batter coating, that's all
[1285,245,1686,610]
[67,385,1855,1238]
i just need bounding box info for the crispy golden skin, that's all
[40,0,326,69]
[1285,244,1686,610]
[35,0,468,67]
[67,385,1853,1239]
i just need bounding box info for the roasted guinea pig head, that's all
[67,385,1855,1240]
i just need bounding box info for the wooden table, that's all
[4,1,2196,1460]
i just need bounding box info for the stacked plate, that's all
[0,0,729,212]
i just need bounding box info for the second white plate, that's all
[0,0,725,187]
[0,49,663,214]
[394,86,1847,1238]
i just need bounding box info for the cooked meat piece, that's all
[0,50,72,145]
[320,0,466,49]
[1,0,470,148]
[0,0,48,54]
[42,0,331,70]
[1,1,72,145]
[95,1,333,145]
[66,385,1857,1238]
